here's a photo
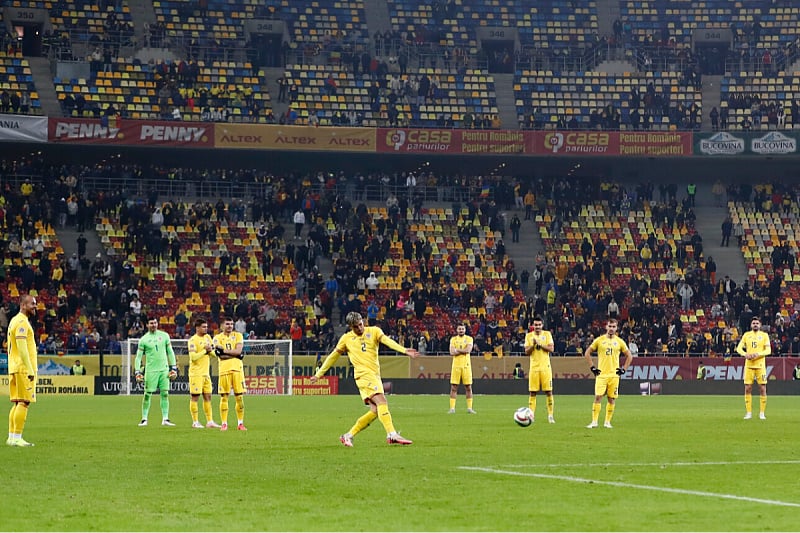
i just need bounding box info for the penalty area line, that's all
[459,466,800,508]
[502,459,800,468]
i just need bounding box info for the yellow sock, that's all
[203,399,213,423]
[744,393,752,413]
[9,403,17,434]
[220,396,229,424]
[376,403,396,435]
[190,401,199,423]
[591,402,601,423]
[235,395,245,423]
[466,398,473,410]
[605,403,616,424]
[449,398,456,410]
[546,396,554,417]
[529,397,537,413]
[760,395,767,415]
[349,411,378,436]
[13,404,27,435]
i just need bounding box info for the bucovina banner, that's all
[695,131,799,156]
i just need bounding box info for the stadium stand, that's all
[516,70,701,130]
[531,178,734,355]
[0,52,41,114]
[93,199,300,338]
[387,0,598,51]
[283,64,497,127]
[54,57,272,121]
[621,0,800,49]
[720,73,794,131]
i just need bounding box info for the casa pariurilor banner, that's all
[375,128,692,156]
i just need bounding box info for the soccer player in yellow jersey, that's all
[213,317,246,431]
[188,317,221,429]
[448,324,475,414]
[311,312,419,447]
[736,317,771,420]
[583,318,632,429]
[7,294,37,447]
[524,316,555,424]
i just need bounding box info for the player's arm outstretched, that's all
[310,343,345,382]
[380,334,420,358]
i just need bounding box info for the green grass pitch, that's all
[2,393,799,531]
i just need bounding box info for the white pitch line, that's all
[502,459,800,468]
[459,466,800,508]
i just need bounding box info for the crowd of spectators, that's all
[2,155,800,361]
[0,90,32,115]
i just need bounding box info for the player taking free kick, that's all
[311,312,419,447]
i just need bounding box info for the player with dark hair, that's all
[736,317,771,420]
[524,316,555,424]
[311,312,419,447]
[214,316,246,431]
[583,318,632,429]
[135,317,178,427]
[188,317,221,428]
[448,323,475,414]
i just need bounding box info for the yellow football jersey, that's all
[449,334,473,369]
[737,330,771,369]
[524,330,553,371]
[213,331,244,375]
[188,333,214,377]
[588,335,629,376]
[316,326,406,379]
[7,312,36,375]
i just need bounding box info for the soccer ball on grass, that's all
[513,407,533,427]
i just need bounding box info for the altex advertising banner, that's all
[695,131,799,156]
[215,124,375,152]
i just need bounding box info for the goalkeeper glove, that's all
[590,366,601,376]
[168,366,178,380]
[616,367,626,376]
[135,370,144,382]
[214,346,225,357]
[237,353,244,360]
